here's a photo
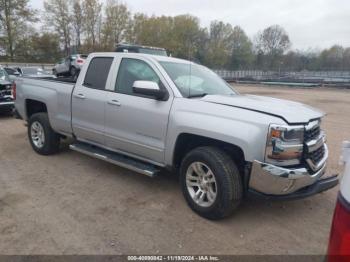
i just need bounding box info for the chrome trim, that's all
[306,144,328,172]
[265,141,303,166]
[70,144,157,177]
[249,160,327,195]
[306,131,325,153]
[305,120,320,131]
[0,101,14,106]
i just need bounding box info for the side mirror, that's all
[133,80,167,100]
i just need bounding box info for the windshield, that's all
[160,62,237,98]
[0,69,10,81]
[22,67,45,75]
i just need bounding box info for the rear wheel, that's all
[70,67,77,77]
[53,69,58,77]
[28,113,60,155]
[180,146,243,220]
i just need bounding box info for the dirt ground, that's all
[0,84,349,255]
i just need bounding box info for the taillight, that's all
[11,82,16,100]
[77,59,84,64]
[328,194,350,261]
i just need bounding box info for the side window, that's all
[83,57,113,90]
[115,58,161,95]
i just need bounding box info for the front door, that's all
[105,58,173,164]
[72,57,114,146]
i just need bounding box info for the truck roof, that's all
[116,43,166,51]
[115,43,168,57]
[89,52,193,65]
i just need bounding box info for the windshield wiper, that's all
[187,93,208,98]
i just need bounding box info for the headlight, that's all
[265,124,304,166]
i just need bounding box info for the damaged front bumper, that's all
[248,145,338,200]
[0,101,14,110]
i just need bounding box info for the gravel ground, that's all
[0,84,349,255]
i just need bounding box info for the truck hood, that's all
[202,94,325,124]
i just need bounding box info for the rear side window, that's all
[83,57,113,90]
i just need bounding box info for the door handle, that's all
[107,100,121,106]
[74,93,86,99]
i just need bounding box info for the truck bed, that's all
[15,76,75,136]
[23,76,77,84]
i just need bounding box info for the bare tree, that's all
[71,0,84,51]
[255,25,291,68]
[102,0,130,50]
[0,0,37,60]
[82,0,102,49]
[44,0,72,55]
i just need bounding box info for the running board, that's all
[69,142,160,177]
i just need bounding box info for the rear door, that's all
[104,57,173,164]
[72,56,114,145]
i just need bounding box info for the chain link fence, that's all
[0,62,55,71]
[214,70,350,87]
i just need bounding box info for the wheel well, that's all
[173,133,246,173]
[26,100,47,119]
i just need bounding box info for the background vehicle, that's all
[0,67,14,114]
[116,43,168,56]
[15,53,338,220]
[4,67,21,77]
[53,54,87,77]
[16,67,55,79]
[328,141,350,259]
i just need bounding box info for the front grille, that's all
[305,124,321,142]
[303,121,326,171]
[0,89,13,102]
[307,145,325,164]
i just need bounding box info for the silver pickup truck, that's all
[15,53,338,219]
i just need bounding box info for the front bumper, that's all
[248,175,339,200]
[248,145,339,199]
[0,101,14,110]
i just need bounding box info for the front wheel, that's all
[180,147,243,220]
[28,113,60,155]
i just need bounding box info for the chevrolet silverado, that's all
[15,53,338,219]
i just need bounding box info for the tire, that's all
[180,146,243,220]
[28,113,60,155]
[70,67,77,77]
[53,69,58,77]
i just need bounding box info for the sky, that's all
[29,0,350,50]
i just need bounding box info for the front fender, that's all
[164,98,286,166]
